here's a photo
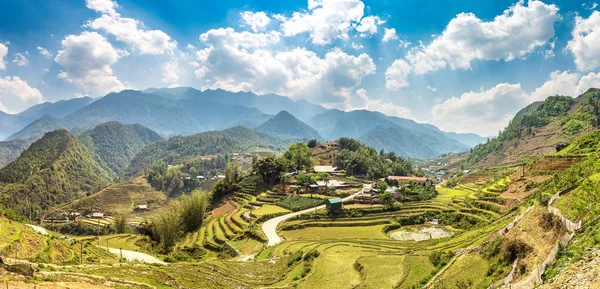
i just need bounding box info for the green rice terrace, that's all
[1,137,600,289]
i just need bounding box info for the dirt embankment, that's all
[541,247,600,289]
[530,156,585,171]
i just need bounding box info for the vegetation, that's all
[335,137,414,178]
[79,122,163,176]
[126,125,295,176]
[0,129,111,218]
[277,196,324,211]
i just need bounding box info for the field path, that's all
[26,224,49,235]
[262,192,360,246]
[100,246,166,265]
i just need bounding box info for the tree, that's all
[151,208,181,253]
[307,139,318,148]
[114,214,128,234]
[376,181,388,195]
[284,143,313,170]
[180,190,210,233]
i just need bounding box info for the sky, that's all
[1,0,600,136]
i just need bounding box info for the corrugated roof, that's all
[383,176,429,182]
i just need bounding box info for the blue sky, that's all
[1,0,600,135]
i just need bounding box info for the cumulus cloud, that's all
[432,83,528,135]
[427,86,438,93]
[240,11,271,32]
[356,16,384,36]
[37,46,53,58]
[382,28,398,42]
[0,76,44,113]
[0,43,6,70]
[85,0,177,55]
[353,88,411,117]
[530,70,600,101]
[385,59,411,90]
[193,27,375,105]
[12,52,29,66]
[54,31,125,95]
[406,0,559,74]
[162,58,181,83]
[280,0,367,45]
[567,11,600,71]
[431,70,600,134]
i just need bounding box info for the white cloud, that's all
[431,70,600,134]
[353,88,411,117]
[37,46,53,58]
[162,58,181,83]
[567,11,600,71]
[427,86,438,93]
[0,43,6,70]
[356,16,384,36]
[385,59,411,90]
[432,83,528,135]
[0,76,45,113]
[43,68,50,72]
[382,28,398,42]
[351,42,363,50]
[0,101,11,114]
[406,0,559,75]
[12,51,29,66]
[85,0,177,55]
[193,27,375,105]
[398,39,411,48]
[530,70,600,101]
[86,0,118,15]
[280,0,366,45]
[54,31,125,95]
[240,11,271,32]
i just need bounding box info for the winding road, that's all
[100,246,166,265]
[261,192,360,246]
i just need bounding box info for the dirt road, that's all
[99,246,166,265]
[261,192,359,246]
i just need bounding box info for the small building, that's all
[326,197,343,212]
[197,175,205,180]
[135,205,148,211]
[314,166,337,173]
[90,212,104,219]
[217,175,226,179]
[324,141,339,150]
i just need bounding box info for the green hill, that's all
[464,88,600,167]
[256,110,322,140]
[125,126,296,177]
[79,122,164,176]
[0,129,111,217]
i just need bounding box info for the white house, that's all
[90,213,104,219]
[314,166,337,173]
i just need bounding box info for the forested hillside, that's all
[79,122,164,176]
[125,126,297,177]
[256,110,323,140]
[464,88,600,167]
[0,129,111,217]
[0,139,30,168]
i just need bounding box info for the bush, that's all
[180,190,210,233]
[114,214,128,234]
[277,196,324,212]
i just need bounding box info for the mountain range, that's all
[1,87,487,159]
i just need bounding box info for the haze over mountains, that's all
[0,87,487,162]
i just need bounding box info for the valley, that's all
[0,89,599,289]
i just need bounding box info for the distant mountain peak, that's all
[257,110,322,140]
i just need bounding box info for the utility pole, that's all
[120,248,123,262]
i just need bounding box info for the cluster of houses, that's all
[355,176,431,202]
